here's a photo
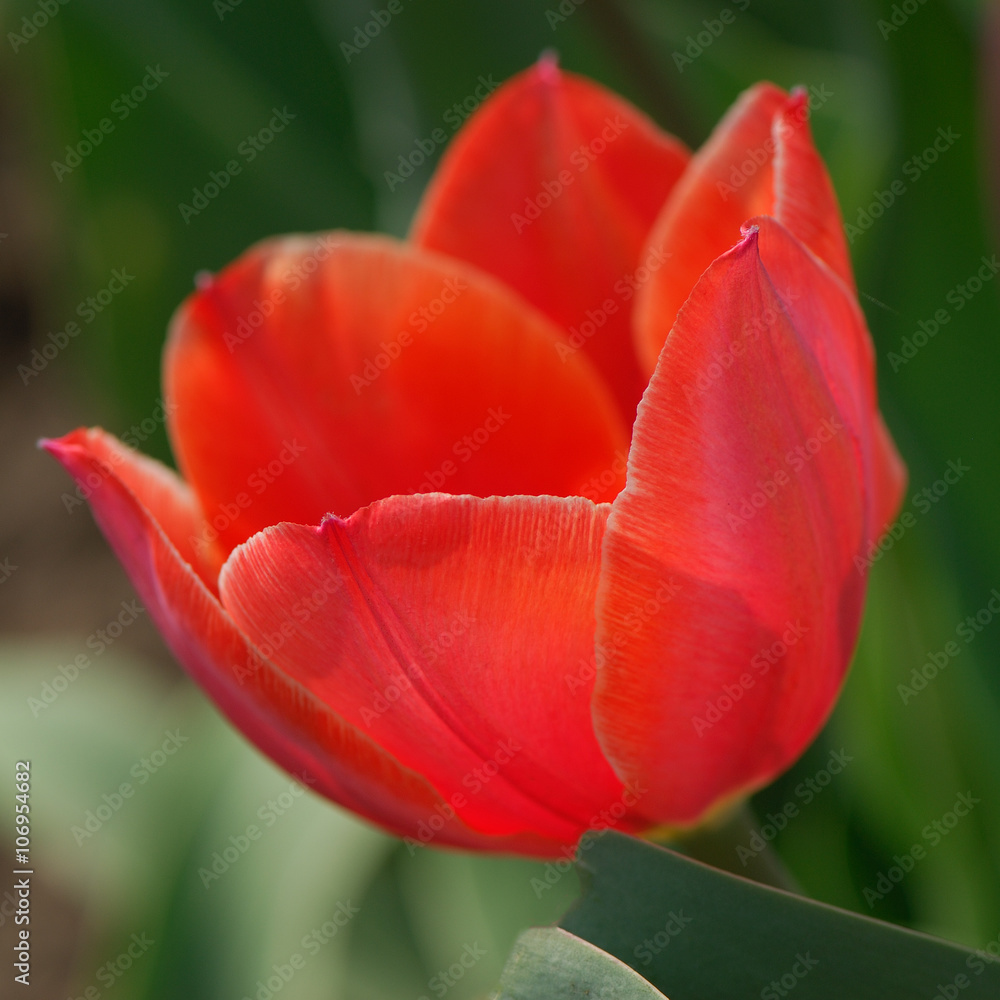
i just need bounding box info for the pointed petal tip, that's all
[535,49,561,83]
[39,429,86,461]
[781,88,810,124]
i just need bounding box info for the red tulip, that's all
[45,59,905,856]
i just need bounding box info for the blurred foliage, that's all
[2,0,999,996]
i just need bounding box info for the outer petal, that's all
[872,410,908,537]
[592,225,871,826]
[411,55,690,421]
[635,84,854,372]
[219,493,651,844]
[50,426,222,590]
[43,429,564,855]
[744,219,907,541]
[165,232,629,555]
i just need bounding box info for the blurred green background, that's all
[1,0,999,996]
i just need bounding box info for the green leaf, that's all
[496,927,667,1000]
[560,831,1000,1000]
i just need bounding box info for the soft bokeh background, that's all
[2,0,999,996]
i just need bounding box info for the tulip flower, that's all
[45,58,905,857]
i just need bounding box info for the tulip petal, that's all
[744,217,906,543]
[219,493,648,843]
[872,410,908,536]
[43,429,563,855]
[635,84,854,372]
[771,92,855,291]
[411,56,690,420]
[165,233,629,556]
[46,427,222,590]
[593,224,871,825]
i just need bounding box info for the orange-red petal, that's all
[42,429,566,855]
[747,217,906,543]
[165,233,629,556]
[411,56,690,421]
[592,224,871,825]
[634,83,854,372]
[219,493,649,844]
[872,410,908,537]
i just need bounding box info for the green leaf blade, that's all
[497,927,668,1000]
[560,831,1000,1000]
